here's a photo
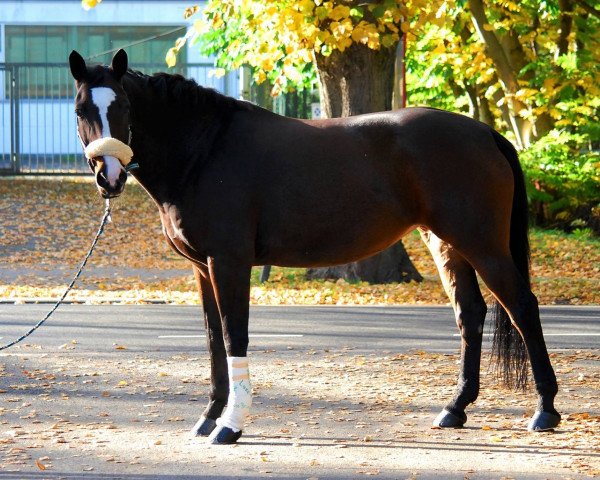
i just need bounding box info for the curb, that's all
[0,298,170,305]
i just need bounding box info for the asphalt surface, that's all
[0,305,598,479]
[1,304,598,355]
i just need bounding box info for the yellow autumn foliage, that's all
[179,0,452,92]
[81,0,102,11]
[406,0,599,137]
[82,0,453,95]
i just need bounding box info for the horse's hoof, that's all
[527,411,561,432]
[433,408,467,428]
[207,426,242,445]
[191,416,218,437]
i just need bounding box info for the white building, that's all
[0,0,239,173]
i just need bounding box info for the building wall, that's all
[0,1,216,64]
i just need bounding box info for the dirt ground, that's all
[1,344,598,479]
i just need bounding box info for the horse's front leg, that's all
[205,256,252,445]
[190,264,229,437]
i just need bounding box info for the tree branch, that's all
[574,0,600,19]
[468,0,518,92]
[558,0,574,56]
[468,0,535,146]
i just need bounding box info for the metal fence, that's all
[0,62,233,175]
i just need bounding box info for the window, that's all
[5,25,186,97]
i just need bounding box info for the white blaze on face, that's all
[90,87,123,187]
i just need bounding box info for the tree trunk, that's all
[306,241,423,284]
[315,43,396,117]
[477,87,495,127]
[307,42,423,284]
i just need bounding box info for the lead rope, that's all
[0,200,112,351]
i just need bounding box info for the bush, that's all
[520,130,600,233]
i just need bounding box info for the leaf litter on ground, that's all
[1,178,599,305]
[0,345,597,477]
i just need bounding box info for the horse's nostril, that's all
[96,172,107,187]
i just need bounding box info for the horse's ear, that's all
[69,50,87,82]
[110,49,128,81]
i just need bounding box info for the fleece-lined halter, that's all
[80,135,139,172]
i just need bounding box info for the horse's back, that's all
[304,107,515,226]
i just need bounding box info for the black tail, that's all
[490,130,529,390]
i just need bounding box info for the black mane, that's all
[123,69,254,116]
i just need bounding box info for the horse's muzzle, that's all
[95,163,127,198]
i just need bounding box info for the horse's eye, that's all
[75,108,83,118]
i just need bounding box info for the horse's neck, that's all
[123,74,204,203]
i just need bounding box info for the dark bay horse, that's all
[69,49,560,444]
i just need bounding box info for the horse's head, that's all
[69,49,132,198]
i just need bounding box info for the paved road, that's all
[1,304,598,355]
[0,305,598,479]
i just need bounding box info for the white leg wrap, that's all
[216,356,252,433]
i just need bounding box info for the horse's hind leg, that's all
[190,264,229,437]
[466,252,560,431]
[420,229,487,428]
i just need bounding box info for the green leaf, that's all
[349,7,364,19]
[371,5,386,19]
[556,53,577,73]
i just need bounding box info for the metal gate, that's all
[0,64,17,173]
[0,62,227,175]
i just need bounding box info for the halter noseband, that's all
[77,127,139,172]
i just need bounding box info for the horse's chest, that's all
[159,206,202,260]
